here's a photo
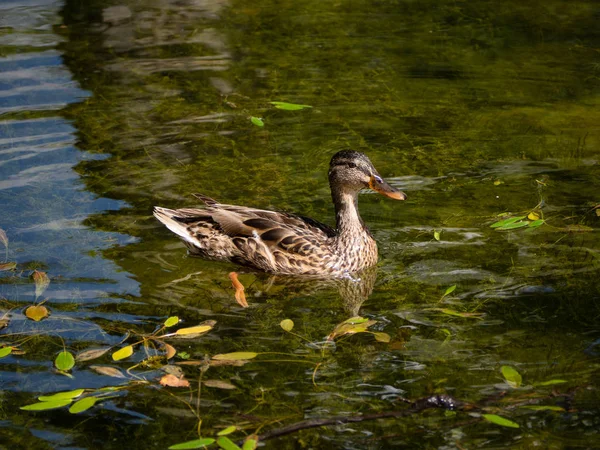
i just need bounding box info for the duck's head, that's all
[328,150,406,200]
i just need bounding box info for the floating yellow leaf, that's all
[212,352,257,361]
[0,347,13,358]
[112,345,134,361]
[501,365,522,388]
[25,305,49,321]
[527,211,540,221]
[280,319,294,332]
[164,316,179,327]
[32,270,50,299]
[493,180,503,186]
[175,325,213,336]
[372,332,391,343]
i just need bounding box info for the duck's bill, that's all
[368,175,407,200]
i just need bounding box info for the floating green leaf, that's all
[280,319,294,332]
[528,219,544,228]
[164,316,179,327]
[112,345,134,361]
[39,389,84,402]
[0,347,12,358]
[521,405,565,412]
[483,414,519,428]
[501,221,529,230]
[212,352,257,361]
[69,396,98,414]
[55,351,75,371]
[216,436,242,450]
[217,426,237,436]
[242,436,258,450]
[168,438,216,449]
[250,117,264,127]
[21,399,72,411]
[270,101,312,110]
[501,366,522,388]
[490,216,526,229]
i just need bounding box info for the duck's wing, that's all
[154,194,336,274]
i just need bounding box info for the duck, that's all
[153,150,406,277]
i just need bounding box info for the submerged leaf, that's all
[0,262,16,271]
[112,345,134,361]
[69,396,98,414]
[431,308,484,319]
[564,224,593,233]
[0,228,7,249]
[250,116,264,127]
[32,270,50,299]
[212,352,257,361]
[55,351,75,371]
[536,379,567,386]
[21,399,72,411]
[270,101,312,110]
[0,347,12,358]
[483,414,519,428]
[501,365,522,388]
[521,405,565,412]
[25,305,49,321]
[280,319,294,332]
[372,332,391,343]
[39,389,84,402]
[203,379,237,390]
[76,347,111,362]
[168,438,215,449]
[89,365,127,378]
[443,285,456,297]
[327,316,377,341]
[164,316,179,327]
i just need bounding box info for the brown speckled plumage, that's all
[153,150,406,277]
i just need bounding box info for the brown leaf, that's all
[76,347,111,362]
[203,379,237,390]
[25,305,49,321]
[0,228,7,249]
[229,272,248,308]
[89,365,127,378]
[159,373,190,388]
[32,270,50,299]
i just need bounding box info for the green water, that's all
[1,0,599,448]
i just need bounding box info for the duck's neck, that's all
[331,187,366,237]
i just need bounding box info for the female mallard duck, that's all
[153,150,405,277]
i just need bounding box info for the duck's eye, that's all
[347,162,357,169]
[374,175,383,184]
